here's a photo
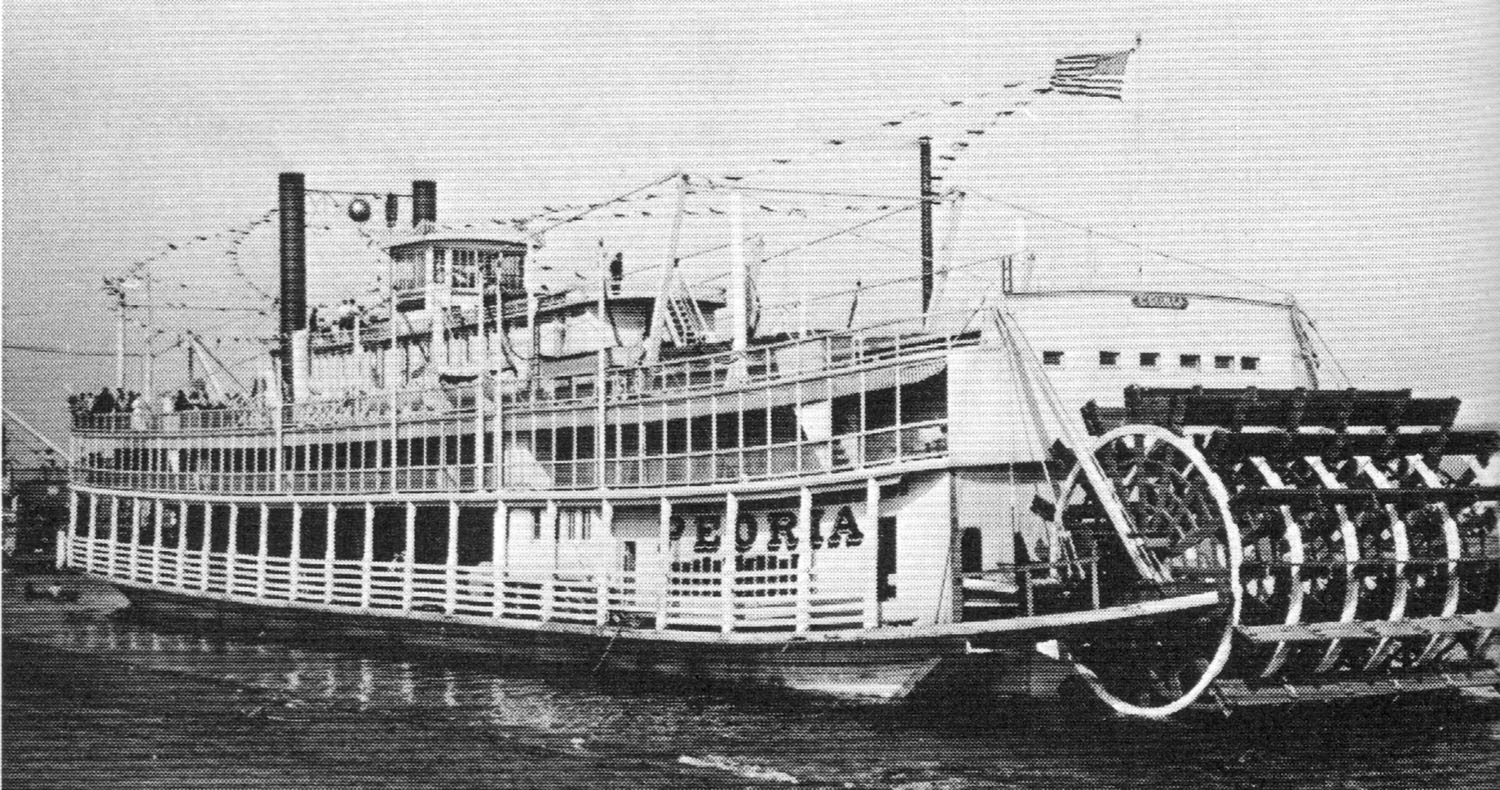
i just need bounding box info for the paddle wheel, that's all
[1042,386,1500,717]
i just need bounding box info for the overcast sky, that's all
[5,0,1498,446]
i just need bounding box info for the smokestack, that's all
[918,137,934,314]
[412,180,437,228]
[278,172,306,398]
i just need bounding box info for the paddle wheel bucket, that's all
[1041,386,1500,716]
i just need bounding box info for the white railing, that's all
[75,419,948,496]
[76,312,980,437]
[73,535,877,634]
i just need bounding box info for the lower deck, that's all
[61,469,1062,638]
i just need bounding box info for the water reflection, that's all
[13,613,1500,789]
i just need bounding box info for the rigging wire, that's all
[967,192,1292,298]
[524,173,683,241]
[1299,310,1354,386]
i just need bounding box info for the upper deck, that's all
[72,311,979,498]
[70,291,1313,500]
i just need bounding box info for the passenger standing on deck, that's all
[92,387,116,414]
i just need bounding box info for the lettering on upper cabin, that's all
[693,514,722,552]
[1130,292,1189,310]
[765,512,798,552]
[734,511,758,554]
[669,505,865,553]
[824,506,864,548]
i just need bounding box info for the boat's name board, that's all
[669,506,864,554]
[1131,292,1189,310]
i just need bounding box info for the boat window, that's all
[1042,350,1064,365]
[743,408,767,447]
[1240,356,1259,371]
[392,248,425,290]
[619,424,640,457]
[1180,354,1201,368]
[432,247,449,286]
[452,248,478,289]
[1140,352,1159,367]
[691,415,714,451]
[561,508,594,541]
[866,386,897,430]
[770,405,798,444]
[533,429,554,461]
[666,418,688,454]
[1214,355,1234,369]
[442,434,457,466]
[1099,351,1119,367]
[575,427,595,460]
[478,250,502,286]
[460,433,476,465]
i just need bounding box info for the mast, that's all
[919,136,934,314]
[730,192,748,356]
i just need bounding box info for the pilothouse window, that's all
[452,248,478,289]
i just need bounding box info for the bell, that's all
[348,198,372,223]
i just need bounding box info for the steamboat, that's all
[60,145,1499,719]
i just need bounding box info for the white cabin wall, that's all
[504,505,553,571]
[953,468,1052,570]
[553,505,610,575]
[882,471,956,626]
[949,294,1313,466]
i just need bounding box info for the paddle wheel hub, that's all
[1044,387,1500,717]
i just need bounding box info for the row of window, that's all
[392,246,521,292]
[86,378,951,473]
[1041,351,1260,371]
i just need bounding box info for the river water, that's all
[5,576,1499,789]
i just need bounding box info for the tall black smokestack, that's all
[412,180,436,227]
[918,137,934,314]
[278,172,306,398]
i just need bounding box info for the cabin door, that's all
[877,517,897,601]
[619,540,637,573]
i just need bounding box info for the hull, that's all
[108,579,1054,702]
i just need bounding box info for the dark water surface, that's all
[5,578,1498,789]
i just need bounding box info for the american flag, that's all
[1048,49,1132,100]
